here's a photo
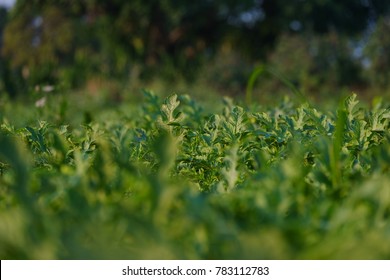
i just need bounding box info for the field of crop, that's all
[1,90,390,259]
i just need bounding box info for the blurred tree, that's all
[364,16,390,89]
[263,32,364,99]
[277,0,389,35]
[224,0,390,59]
[0,6,21,98]
[2,1,75,87]
[0,7,6,47]
[0,6,8,91]
[1,0,390,94]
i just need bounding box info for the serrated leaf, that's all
[345,93,360,123]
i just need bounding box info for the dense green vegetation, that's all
[1,91,390,259]
[1,1,390,99]
[1,0,390,260]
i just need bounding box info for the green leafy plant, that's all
[0,91,390,259]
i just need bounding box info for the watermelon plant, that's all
[0,91,390,259]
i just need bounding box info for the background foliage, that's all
[1,0,390,99]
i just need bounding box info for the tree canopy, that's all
[1,0,390,97]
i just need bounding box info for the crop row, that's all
[0,92,390,259]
